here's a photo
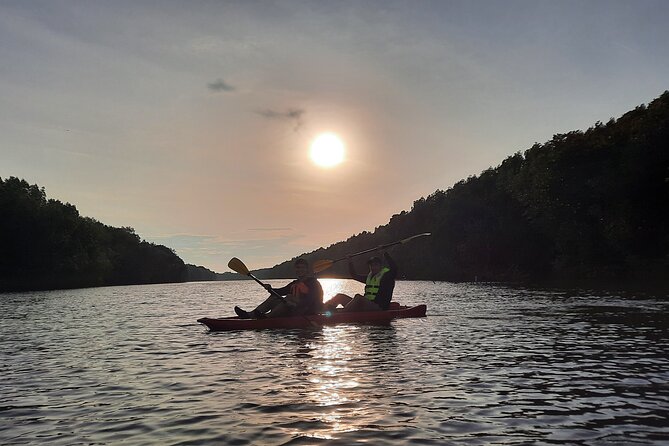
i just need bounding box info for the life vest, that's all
[364,267,390,301]
[289,278,321,314]
[290,281,309,297]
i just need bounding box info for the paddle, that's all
[312,232,432,273]
[227,257,286,302]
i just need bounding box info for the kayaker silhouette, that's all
[325,250,397,312]
[234,258,323,319]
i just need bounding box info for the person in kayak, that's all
[234,258,323,319]
[325,251,397,312]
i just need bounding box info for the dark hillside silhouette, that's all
[257,91,669,285]
[0,177,187,292]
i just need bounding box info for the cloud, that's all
[247,227,292,232]
[255,108,305,131]
[207,78,235,92]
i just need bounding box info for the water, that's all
[1,280,668,445]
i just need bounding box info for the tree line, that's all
[0,177,202,292]
[258,91,669,286]
[3,91,667,290]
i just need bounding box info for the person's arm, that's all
[384,252,398,279]
[348,259,367,283]
[267,281,293,296]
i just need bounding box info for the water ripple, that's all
[1,281,668,445]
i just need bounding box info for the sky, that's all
[2,0,669,272]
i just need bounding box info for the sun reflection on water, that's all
[293,323,364,439]
[296,279,399,439]
[320,278,357,304]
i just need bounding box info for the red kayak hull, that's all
[197,304,427,331]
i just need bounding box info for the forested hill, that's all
[0,177,206,292]
[257,91,669,285]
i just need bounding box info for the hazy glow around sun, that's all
[310,133,345,168]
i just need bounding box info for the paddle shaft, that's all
[330,232,431,265]
[246,272,286,301]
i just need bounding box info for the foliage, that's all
[186,264,219,281]
[0,178,187,291]
[259,92,669,285]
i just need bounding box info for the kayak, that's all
[197,303,427,331]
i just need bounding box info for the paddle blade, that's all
[228,257,250,276]
[312,259,334,273]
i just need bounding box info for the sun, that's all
[310,133,345,168]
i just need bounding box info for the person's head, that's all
[294,258,309,278]
[367,256,383,275]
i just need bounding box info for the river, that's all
[1,280,668,445]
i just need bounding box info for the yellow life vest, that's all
[364,267,390,301]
